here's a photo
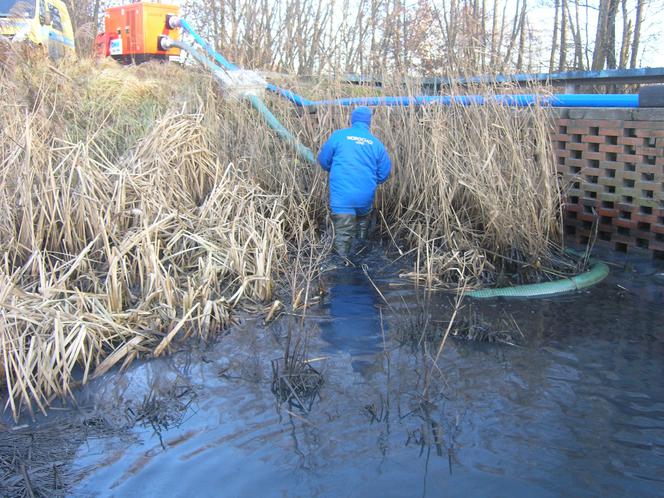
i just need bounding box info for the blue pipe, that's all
[245,95,315,164]
[176,18,641,109]
[537,93,639,107]
[264,90,640,108]
[423,67,664,88]
[178,18,238,71]
[170,39,228,77]
[266,83,315,106]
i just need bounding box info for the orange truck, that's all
[96,2,180,64]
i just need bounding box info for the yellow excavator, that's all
[0,0,74,58]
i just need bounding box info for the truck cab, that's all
[0,0,75,58]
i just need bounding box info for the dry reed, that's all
[0,55,568,419]
[0,57,290,418]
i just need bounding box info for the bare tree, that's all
[568,0,585,70]
[591,0,609,70]
[619,0,632,68]
[548,0,560,72]
[558,0,567,70]
[181,0,656,80]
[489,0,500,66]
[515,0,528,71]
[630,0,645,68]
[606,0,619,68]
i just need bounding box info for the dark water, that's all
[45,252,664,496]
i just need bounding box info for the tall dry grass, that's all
[0,56,566,419]
[265,77,566,287]
[0,58,294,418]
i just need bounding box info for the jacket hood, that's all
[350,106,372,126]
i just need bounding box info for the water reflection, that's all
[319,266,386,374]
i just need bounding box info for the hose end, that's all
[166,15,182,30]
[158,35,173,51]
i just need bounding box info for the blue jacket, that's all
[317,122,391,213]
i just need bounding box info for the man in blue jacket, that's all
[317,106,392,257]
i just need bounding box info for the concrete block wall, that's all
[553,108,664,259]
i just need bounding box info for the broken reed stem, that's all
[422,284,466,401]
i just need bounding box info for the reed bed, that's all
[0,57,291,418]
[0,55,567,419]
[266,78,568,288]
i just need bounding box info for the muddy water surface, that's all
[43,252,664,496]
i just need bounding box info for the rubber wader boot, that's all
[331,214,356,258]
[356,210,372,244]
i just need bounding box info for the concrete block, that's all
[567,108,632,120]
[582,135,606,143]
[566,142,587,150]
[627,108,664,121]
[599,128,623,136]
[599,144,623,153]
[617,136,644,146]
[584,151,603,161]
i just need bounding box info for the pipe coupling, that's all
[166,15,182,30]
[218,69,267,98]
[158,35,174,51]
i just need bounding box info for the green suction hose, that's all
[167,39,315,164]
[245,95,315,164]
[467,257,609,299]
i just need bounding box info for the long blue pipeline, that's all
[264,87,639,108]
[176,19,640,109]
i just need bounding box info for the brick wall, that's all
[554,108,664,259]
